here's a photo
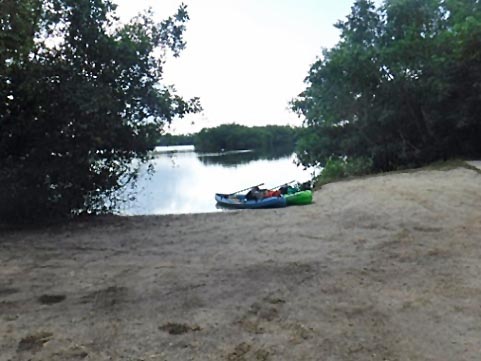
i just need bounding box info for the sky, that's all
[113,0,382,134]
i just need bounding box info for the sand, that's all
[1,165,481,360]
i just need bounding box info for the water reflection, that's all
[196,148,292,167]
[119,146,314,216]
[153,145,195,154]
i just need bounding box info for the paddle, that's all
[269,180,296,190]
[228,183,265,196]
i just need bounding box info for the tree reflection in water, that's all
[197,148,293,167]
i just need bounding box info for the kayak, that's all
[215,193,287,209]
[284,190,313,205]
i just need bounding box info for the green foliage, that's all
[0,0,200,222]
[344,156,373,176]
[318,158,347,182]
[194,124,299,153]
[0,0,41,64]
[314,156,373,185]
[293,0,481,174]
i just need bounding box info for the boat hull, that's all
[284,190,313,205]
[215,193,287,209]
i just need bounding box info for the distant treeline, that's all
[156,133,195,146]
[157,124,299,152]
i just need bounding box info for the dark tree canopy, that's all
[292,0,481,175]
[0,0,200,222]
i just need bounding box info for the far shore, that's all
[1,163,481,360]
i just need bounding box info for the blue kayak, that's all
[215,193,287,209]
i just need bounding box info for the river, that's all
[119,145,316,215]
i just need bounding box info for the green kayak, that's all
[284,190,313,205]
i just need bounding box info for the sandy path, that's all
[1,166,481,360]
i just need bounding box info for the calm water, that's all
[119,145,315,215]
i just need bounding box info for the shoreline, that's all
[2,165,481,360]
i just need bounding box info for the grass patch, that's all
[313,158,480,189]
[422,159,473,171]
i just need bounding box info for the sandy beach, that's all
[2,164,481,361]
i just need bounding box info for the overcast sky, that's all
[114,0,382,134]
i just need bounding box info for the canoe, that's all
[284,190,313,205]
[215,193,287,209]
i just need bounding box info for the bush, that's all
[314,156,373,185]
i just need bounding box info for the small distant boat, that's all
[284,190,313,205]
[215,193,287,209]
